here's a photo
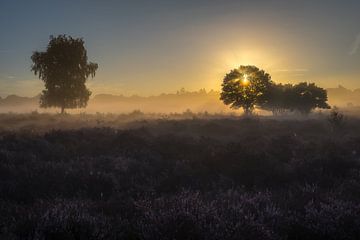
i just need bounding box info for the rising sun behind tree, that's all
[220,65,273,115]
[31,35,98,114]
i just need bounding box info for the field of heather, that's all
[1,113,360,239]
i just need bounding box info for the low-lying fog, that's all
[0,86,359,115]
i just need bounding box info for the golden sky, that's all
[0,0,359,97]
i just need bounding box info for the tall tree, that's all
[31,35,98,113]
[220,65,273,114]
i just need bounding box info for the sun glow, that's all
[242,74,250,86]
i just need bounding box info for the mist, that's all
[1,86,360,116]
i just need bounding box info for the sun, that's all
[242,74,250,86]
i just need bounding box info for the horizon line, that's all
[0,84,359,99]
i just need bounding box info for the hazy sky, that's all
[0,0,359,97]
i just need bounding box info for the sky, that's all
[0,0,359,97]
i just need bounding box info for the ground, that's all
[1,112,360,239]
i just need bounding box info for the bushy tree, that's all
[260,82,330,115]
[220,65,273,114]
[289,82,330,114]
[31,35,98,113]
[260,83,292,115]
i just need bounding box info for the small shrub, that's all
[328,107,345,132]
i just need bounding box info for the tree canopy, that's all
[220,65,273,114]
[31,35,98,113]
[260,82,330,115]
[221,66,330,115]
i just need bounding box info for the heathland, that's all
[1,112,360,239]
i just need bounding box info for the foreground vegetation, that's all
[1,113,360,239]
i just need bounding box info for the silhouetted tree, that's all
[220,65,272,114]
[31,35,98,113]
[289,82,330,114]
[260,82,330,115]
[260,83,292,115]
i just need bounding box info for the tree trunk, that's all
[61,105,65,114]
[243,108,252,116]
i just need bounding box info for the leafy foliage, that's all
[261,82,330,115]
[289,82,330,114]
[220,66,330,115]
[31,35,98,113]
[220,66,273,114]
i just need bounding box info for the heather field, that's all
[1,113,360,239]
